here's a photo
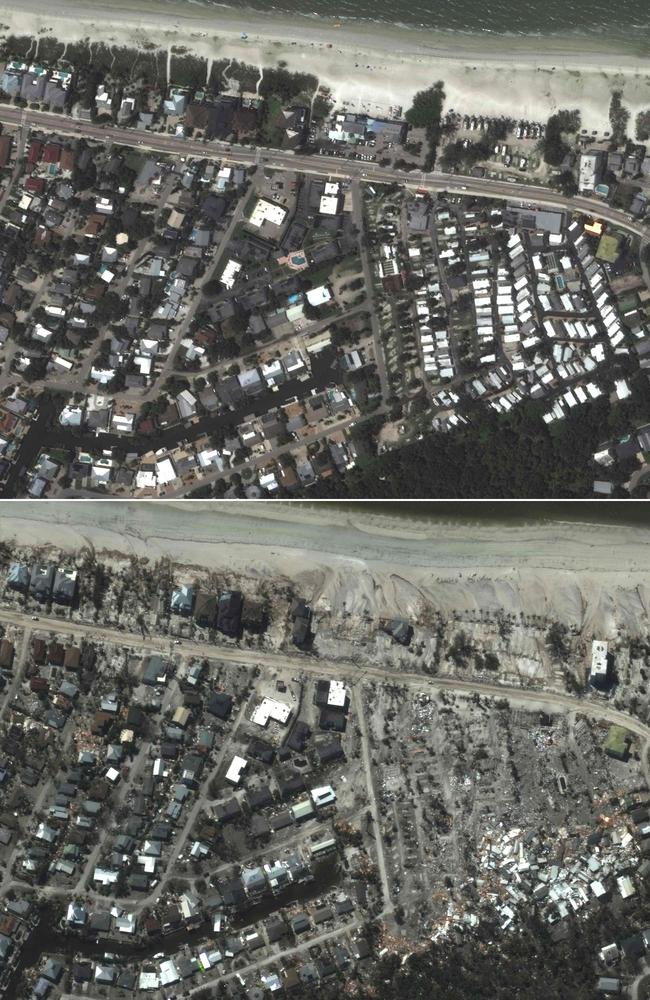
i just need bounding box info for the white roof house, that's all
[617,875,635,899]
[226,755,247,785]
[155,457,176,485]
[221,258,241,289]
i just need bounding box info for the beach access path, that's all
[2,0,650,134]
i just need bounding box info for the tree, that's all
[540,109,580,166]
[549,170,578,196]
[202,279,222,297]
[609,90,629,146]
[405,82,445,129]
[94,291,128,324]
[405,81,446,169]
[258,67,317,101]
[546,621,569,660]
[635,109,650,142]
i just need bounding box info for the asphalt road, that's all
[0,105,645,241]
[2,601,647,994]
[3,603,649,766]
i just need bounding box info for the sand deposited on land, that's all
[1,501,650,638]
[1,0,650,134]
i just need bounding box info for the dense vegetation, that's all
[609,91,630,147]
[303,391,648,498]
[405,82,445,168]
[364,906,637,1000]
[258,66,317,101]
[636,109,650,142]
[540,108,581,167]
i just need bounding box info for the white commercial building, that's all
[249,198,288,228]
[590,640,608,684]
[579,151,603,192]
[319,183,341,215]
[250,698,292,727]
[306,285,332,308]
[311,785,336,806]
[327,680,347,708]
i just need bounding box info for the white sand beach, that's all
[1,0,650,133]
[1,501,650,637]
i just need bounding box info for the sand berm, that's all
[1,501,649,638]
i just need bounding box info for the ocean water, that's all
[315,501,650,529]
[218,0,650,39]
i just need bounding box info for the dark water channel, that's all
[7,862,339,989]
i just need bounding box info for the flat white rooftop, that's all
[250,698,292,727]
[226,755,247,784]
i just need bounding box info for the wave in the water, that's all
[194,0,650,38]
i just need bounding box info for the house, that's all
[0,135,12,168]
[176,389,197,420]
[63,646,81,670]
[287,720,310,752]
[217,590,243,637]
[291,799,315,822]
[213,798,242,824]
[95,963,116,985]
[384,618,413,646]
[66,901,87,926]
[6,562,29,592]
[247,784,274,811]
[42,958,64,983]
[352,937,371,960]
[597,980,621,995]
[143,655,169,686]
[225,755,247,785]
[316,739,344,765]
[194,591,217,627]
[207,690,233,719]
[185,96,238,139]
[250,697,292,728]
[0,639,14,669]
[291,598,312,647]
[170,584,195,616]
[29,564,55,602]
[52,568,77,605]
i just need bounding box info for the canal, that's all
[6,861,340,989]
[0,348,341,498]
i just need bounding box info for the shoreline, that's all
[1,499,649,571]
[0,502,650,635]
[3,0,649,62]
[0,0,649,131]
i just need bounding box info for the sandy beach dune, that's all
[1,0,650,133]
[1,501,650,638]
